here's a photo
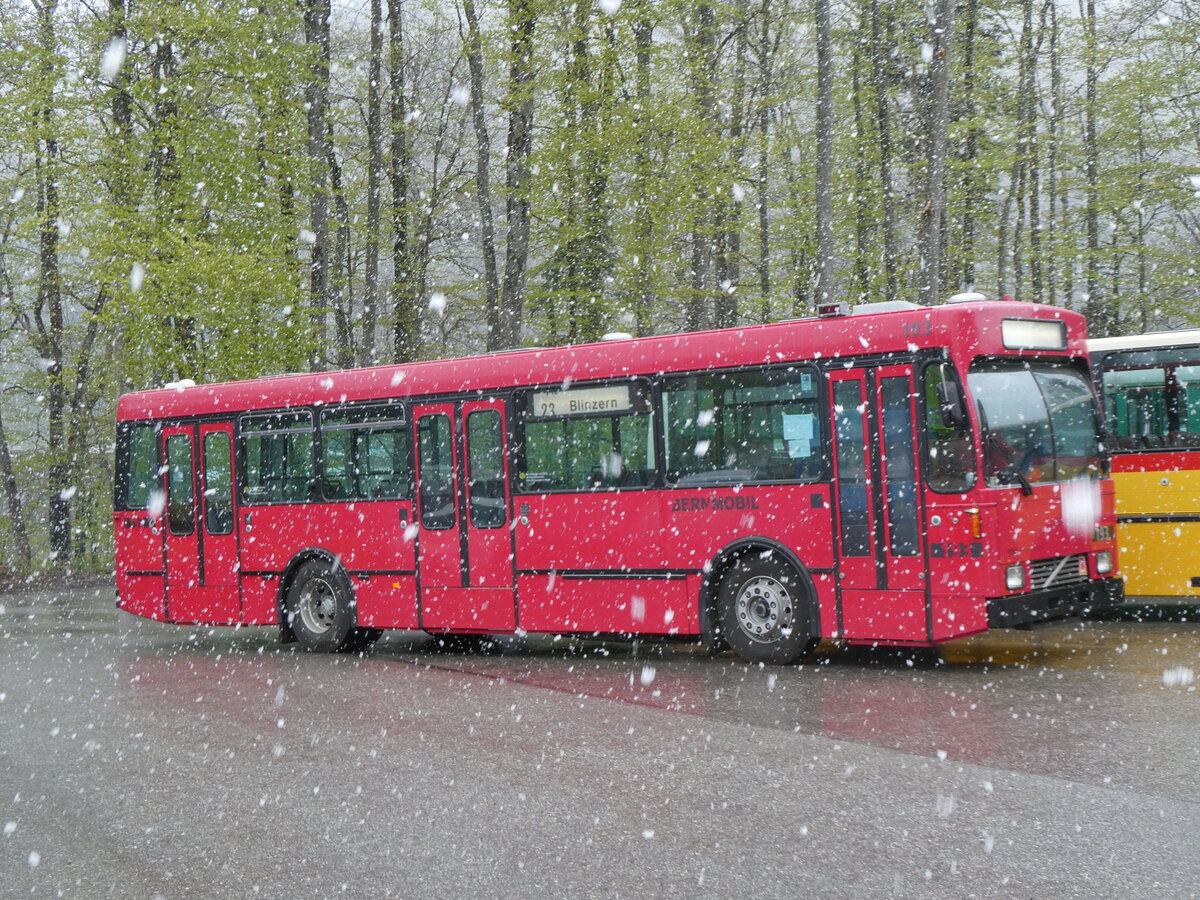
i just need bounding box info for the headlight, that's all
[1096,551,1113,575]
[1005,564,1026,591]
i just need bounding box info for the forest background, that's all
[1,0,1198,573]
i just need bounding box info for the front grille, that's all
[1028,555,1088,590]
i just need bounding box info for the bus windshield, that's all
[968,361,1102,487]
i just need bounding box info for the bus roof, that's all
[117,300,1084,421]
[1088,329,1200,354]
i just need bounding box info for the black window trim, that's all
[465,407,508,530]
[919,358,978,496]
[660,361,828,488]
[166,432,196,536]
[514,375,660,495]
[201,430,235,536]
[317,400,413,503]
[237,407,318,506]
[114,420,162,512]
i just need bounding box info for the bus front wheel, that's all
[717,555,817,665]
[286,560,356,652]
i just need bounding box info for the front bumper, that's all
[988,577,1124,629]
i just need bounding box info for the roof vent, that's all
[602,332,633,341]
[946,291,989,304]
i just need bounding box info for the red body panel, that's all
[114,511,166,621]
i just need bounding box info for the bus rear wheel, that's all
[287,560,355,652]
[717,555,817,665]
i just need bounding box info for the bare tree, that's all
[303,0,332,369]
[497,0,537,349]
[814,0,835,306]
[461,0,500,348]
[361,0,384,365]
[1082,0,1105,333]
[918,0,954,305]
[390,0,419,361]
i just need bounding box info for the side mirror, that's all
[936,380,967,429]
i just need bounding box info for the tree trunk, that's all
[1083,0,1103,333]
[362,0,383,365]
[462,0,499,351]
[871,0,898,303]
[390,0,419,361]
[0,400,31,572]
[715,0,749,329]
[686,2,718,331]
[814,0,836,306]
[1045,0,1061,306]
[32,0,69,562]
[303,0,332,370]
[755,0,774,322]
[497,0,537,349]
[107,0,135,392]
[633,3,655,336]
[956,0,979,291]
[326,131,355,369]
[918,0,954,305]
[851,34,870,304]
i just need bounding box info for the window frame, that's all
[660,363,827,487]
[237,408,318,506]
[466,408,508,529]
[114,421,161,512]
[920,360,978,495]
[318,401,412,502]
[513,377,659,494]
[1098,345,1200,454]
[202,430,235,536]
[166,433,196,536]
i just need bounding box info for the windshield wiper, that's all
[988,433,1036,495]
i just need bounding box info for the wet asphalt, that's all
[1,582,1198,898]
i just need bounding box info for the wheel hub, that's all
[735,575,794,644]
[298,577,337,634]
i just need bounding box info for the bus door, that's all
[829,366,927,641]
[413,400,516,633]
[162,423,241,625]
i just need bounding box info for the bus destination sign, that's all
[530,385,633,418]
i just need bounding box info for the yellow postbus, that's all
[1090,330,1200,602]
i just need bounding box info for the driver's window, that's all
[923,363,975,493]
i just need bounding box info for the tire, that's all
[286,559,355,652]
[717,553,817,665]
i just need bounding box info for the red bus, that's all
[113,298,1122,664]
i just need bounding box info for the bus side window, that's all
[202,432,234,535]
[517,383,656,492]
[119,423,159,512]
[241,411,315,504]
[417,414,456,528]
[166,434,195,535]
[923,363,975,493]
[467,409,506,528]
[663,367,822,485]
[320,405,410,501]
